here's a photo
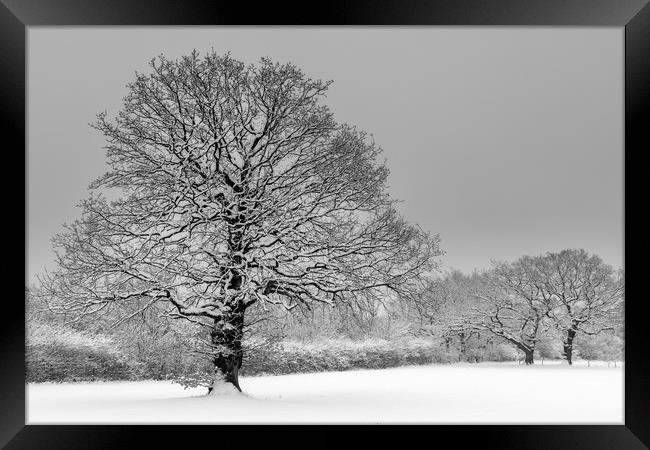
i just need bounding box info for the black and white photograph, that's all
[24,26,626,425]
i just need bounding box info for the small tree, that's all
[39,51,441,393]
[575,335,602,367]
[408,270,482,359]
[536,335,562,364]
[580,333,623,367]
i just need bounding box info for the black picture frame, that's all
[2,1,648,448]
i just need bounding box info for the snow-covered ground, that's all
[27,361,623,424]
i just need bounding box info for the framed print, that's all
[2,0,648,448]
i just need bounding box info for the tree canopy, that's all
[40,51,442,391]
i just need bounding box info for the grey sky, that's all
[27,27,623,284]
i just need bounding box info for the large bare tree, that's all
[39,51,441,392]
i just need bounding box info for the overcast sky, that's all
[27,27,623,284]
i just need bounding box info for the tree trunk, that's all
[459,332,466,362]
[563,327,577,366]
[208,302,245,393]
[524,349,534,365]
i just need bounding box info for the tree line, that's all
[408,249,623,365]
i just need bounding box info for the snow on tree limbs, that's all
[38,51,443,390]
[460,250,622,365]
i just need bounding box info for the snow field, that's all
[27,361,623,424]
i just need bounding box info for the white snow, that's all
[27,361,623,424]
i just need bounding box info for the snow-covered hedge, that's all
[26,321,140,382]
[27,325,523,383]
[241,337,452,376]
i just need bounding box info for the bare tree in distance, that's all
[39,51,442,393]
[410,271,481,360]
[469,250,624,365]
[406,276,450,338]
[471,258,555,364]
[531,249,624,365]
